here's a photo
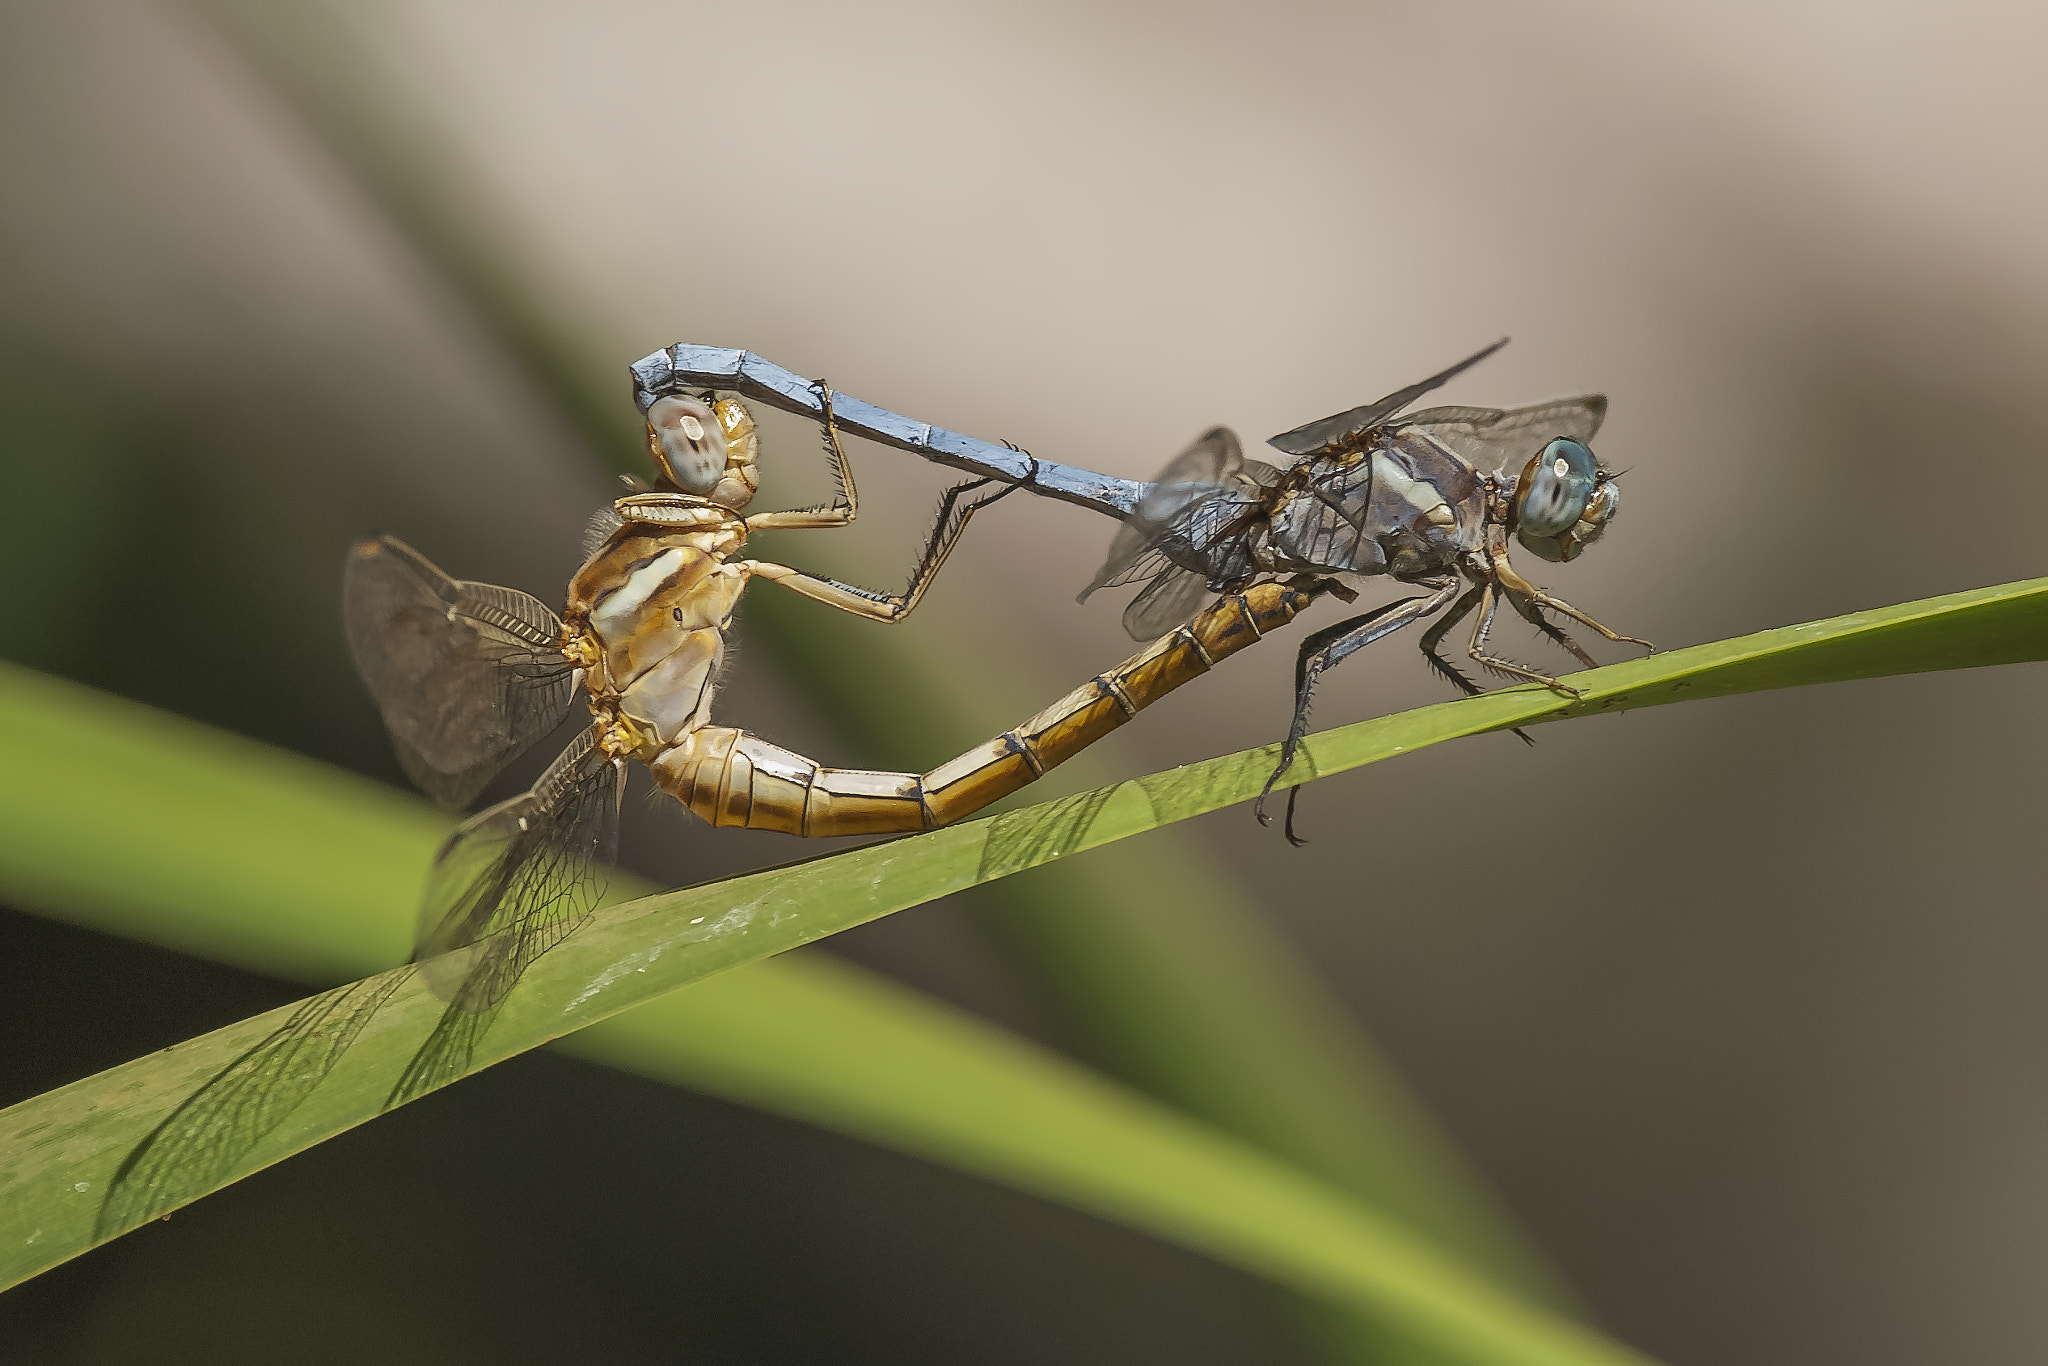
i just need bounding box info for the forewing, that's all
[1405,395,1607,474]
[1077,428,1243,603]
[1120,568,1216,641]
[343,535,576,808]
[414,726,624,1012]
[1266,338,1510,457]
[1276,457,1384,575]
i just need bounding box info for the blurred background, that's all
[6,0,2048,1361]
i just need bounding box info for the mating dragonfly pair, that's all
[349,340,1647,1064]
[96,340,1651,1231]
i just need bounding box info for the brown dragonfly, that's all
[349,382,1311,1095]
[1076,339,1651,842]
[99,372,1305,1234]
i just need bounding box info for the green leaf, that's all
[9,575,2047,1358]
[0,660,1638,1366]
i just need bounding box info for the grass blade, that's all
[7,574,2045,1358]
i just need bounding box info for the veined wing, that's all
[1121,567,1217,641]
[98,969,415,1236]
[343,535,577,808]
[1278,455,1385,577]
[1077,426,1247,603]
[1266,338,1509,458]
[413,725,624,1013]
[1403,395,1608,474]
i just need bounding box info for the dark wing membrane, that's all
[1121,567,1216,641]
[343,535,577,808]
[414,725,624,1013]
[1078,427,1244,603]
[1266,338,1509,457]
[1274,456,1384,576]
[1404,395,1607,474]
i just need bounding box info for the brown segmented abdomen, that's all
[645,581,1311,836]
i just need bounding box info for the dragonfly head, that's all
[1512,437,1617,563]
[645,395,760,509]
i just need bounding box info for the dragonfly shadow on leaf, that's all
[1133,746,1315,830]
[978,784,1135,883]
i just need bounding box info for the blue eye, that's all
[1516,437,1598,537]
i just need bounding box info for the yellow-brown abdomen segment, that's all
[646,581,1311,836]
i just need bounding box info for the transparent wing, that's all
[1120,567,1217,641]
[1277,458,1385,576]
[1077,427,1244,603]
[1403,395,1608,474]
[97,970,414,1237]
[1266,338,1510,457]
[343,535,577,808]
[413,725,625,1013]
[1238,457,1283,487]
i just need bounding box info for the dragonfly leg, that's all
[745,460,1033,624]
[1504,588,1599,670]
[1418,583,1539,748]
[1467,582,1582,697]
[1417,582,1487,697]
[737,380,863,531]
[1531,591,1652,653]
[1255,580,1462,845]
[1492,559,1653,653]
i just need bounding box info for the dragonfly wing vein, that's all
[1121,568,1218,641]
[414,726,624,1012]
[1407,395,1608,473]
[344,536,577,808]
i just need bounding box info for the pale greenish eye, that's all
[1517,437,1598,538]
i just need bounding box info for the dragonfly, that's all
[1074,338,1652,842]
[346,376,1317,1096]
[100,364,1305,1236]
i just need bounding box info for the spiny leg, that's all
[818,381,854,515]
[1421,582,1538,748]
[803,379,857,522]
[1418,582,1487,699]
[890,460,1038,612]
[1505,589,1599,670]
[747,457,1037,624]
[1529,589,1652,653]
[1467,581,1581,697]
[1255,580,1463,845]
[1491,558,1653,653]
[741,380,873,531]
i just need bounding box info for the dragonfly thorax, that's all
[567,521,749,756]
[1264,438,1485,582]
